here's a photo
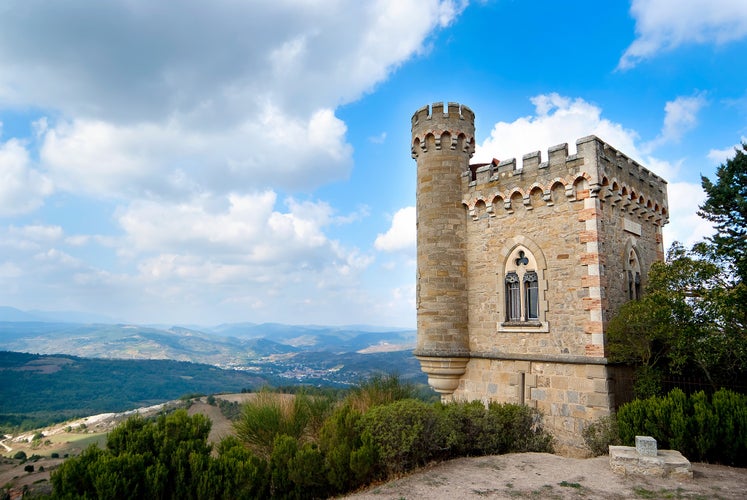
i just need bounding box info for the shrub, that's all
[204,437,270,499]
[346,374,417,413]
[269,434,297,498]
[438,400,492,457]
[582,415,620,456]
[483,402,553,454]
[51,411,215,499]
[712,389,747,465]
[24,465,34,473]
[288,443,328,498]
[234,391,307,458]
[633,364,663,399]
[617,388,747,465]
[13,451,26,462]
[360,398,445,475]
[319,403,365,492]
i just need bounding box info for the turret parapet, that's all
[411,101,475,126]
[411,102,475,160]
[464,135,669,225]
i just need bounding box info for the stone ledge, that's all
[609,445,692,480]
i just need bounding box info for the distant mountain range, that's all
[0,307,426,429]
[0,306,421,387]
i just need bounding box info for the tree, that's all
[52,410,217,499]
[608,242,747,395]
[699,143,747,284]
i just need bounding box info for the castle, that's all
[411,102,668,452]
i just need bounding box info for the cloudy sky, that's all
[1,0,745,327]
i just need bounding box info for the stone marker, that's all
[609,437,692,479]
[635,435,657,457]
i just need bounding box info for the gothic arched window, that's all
[503,248,542,324]
[625,247,642,300]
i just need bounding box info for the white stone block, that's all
[635,435,657,457]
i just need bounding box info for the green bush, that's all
[269,434,297,499]
[234,390,334,459]
[200,437,269,499]
[360,398,445,475]
[13,451,26,462]
[234,391,308,459]
[51,410,216,499]
[318,403,369,492]
[438,400,490,457]
[483,402,553,454]
[288,443,328,499]
[617,388,747,465]
[581,415,620,456]
[712,389,747,465]
[437,401,554,457]
[346,373,417,413]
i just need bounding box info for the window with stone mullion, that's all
[505,272,521,321]
[524,271,539,320]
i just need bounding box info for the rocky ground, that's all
[345,452,747,499]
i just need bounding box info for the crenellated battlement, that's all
[463,135,669,225]
[412,101,475,127]
[411,102,475,159]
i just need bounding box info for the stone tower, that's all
[411,102,474,394]
[411,102,669,453]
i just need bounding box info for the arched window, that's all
[503,248,541,324]
[497,239,548,332]
[625,247,642,300]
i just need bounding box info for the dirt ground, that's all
[345,452,747,499]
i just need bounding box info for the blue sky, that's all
[1,0,745,327]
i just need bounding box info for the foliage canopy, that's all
[608,143,747,397]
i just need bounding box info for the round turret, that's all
[411,102,475,393]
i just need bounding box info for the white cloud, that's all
[375,207,416,252]
[0,137,53,216]
[369,132,387,144]
[707,137,746,165]
[475,93,640,165]
[0,1,463,122]
[663,182,715,248]
[620,0,747,69]
[0,191,380,324]
[116,192,374,313]
[0,1,463,200]
[653,94,708,146]
[9,224,64,242]
[39,107,354,198]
